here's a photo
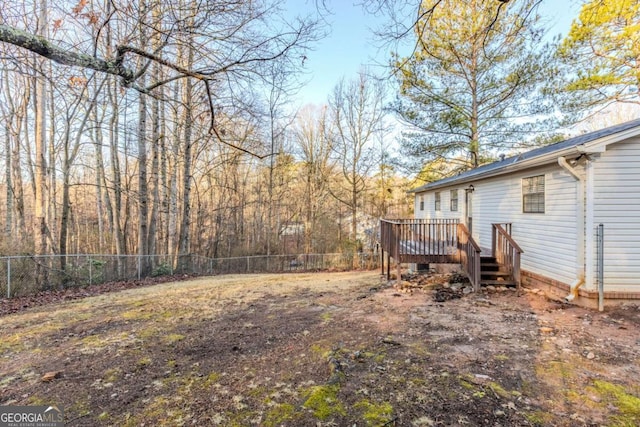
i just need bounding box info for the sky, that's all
[285,0,583,106]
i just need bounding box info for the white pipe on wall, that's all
[585,158,595,291]
[558,156,586,301]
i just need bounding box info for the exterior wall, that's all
[415,163,581,286]
[593,136,640,292]
[474,164,580,286]
[414,188,464,221]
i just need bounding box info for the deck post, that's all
[491,225,496,258]
[474,249,481,292]
[395,223,402,282]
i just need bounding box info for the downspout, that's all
[584,158,596,293]
[557,157,585,301]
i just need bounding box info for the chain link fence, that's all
[0,252,379,298]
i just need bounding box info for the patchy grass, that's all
[592,380,640,426]
[263,403,299,427]
[1,271,639,426]
[354,399,394,426]
[302,384,346,419]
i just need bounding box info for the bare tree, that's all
[32,0,49,285]
[328,70,385,258]
[0,1,318,147]
[177,20,195,271]
[0,67,30,243]
[293,105,334,255]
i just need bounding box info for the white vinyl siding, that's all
[414,189,464,221]
[472,165,578,286]
[412,134,640,295]
[417,165,578,286]
[593,136,640,292]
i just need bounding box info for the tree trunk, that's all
[33,0,49,287]
[48,77,57,251]
[4,118,12,240]
[147,3,163,263]
[178,42,194,271]
[159,86,169,256]
[108,78,125,255]
[94,117,106,252]
[13,106,27,240]
[168,82,180,266]
[137,0,150,274]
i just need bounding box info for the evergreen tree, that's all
[559,0,640,115]
[392,0,559,173]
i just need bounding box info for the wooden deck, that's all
[380,219,482,289]
[380,219,460,263]
[380,219,461,264]
[379,219,522,292]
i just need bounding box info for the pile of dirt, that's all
[392,271,472,302]
[433,286,463,302]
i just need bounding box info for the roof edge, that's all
[409,119,640,194]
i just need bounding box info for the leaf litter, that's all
[1,271,639,426]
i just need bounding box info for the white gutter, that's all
[585,158,596,292]
[558,156,585,302]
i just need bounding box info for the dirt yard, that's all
[1,271,639,426]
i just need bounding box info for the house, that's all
[403,119,640,308]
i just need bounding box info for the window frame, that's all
[434,191,441,211]
[522,175,545,214]
[450,189,458,212]
[419,195,424,211]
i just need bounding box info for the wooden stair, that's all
[480,256,516,287]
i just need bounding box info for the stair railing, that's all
[457,223,481,291]
[491,223,524,291]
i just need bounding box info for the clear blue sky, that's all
[285,0,583,106]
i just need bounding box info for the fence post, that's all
[88,255,92,286]
[137,255,141,280]
[598,223,604,312]
[7,258,11,298]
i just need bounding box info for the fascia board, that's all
[409,123,640,195]
[579,125,640,153]
[412,147,581,193]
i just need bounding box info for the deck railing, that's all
[457,223,481,291]
[492,223,523,290]
[380,218,459,281]
[380,219,481,288]
[380,219,459,260]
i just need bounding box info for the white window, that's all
[434,192,441,211]
[450,189,458,212]
[522,175,545,213]
[419,195,424,211]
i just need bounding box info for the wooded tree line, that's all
[1,0,638,275]
[0,0,411,278]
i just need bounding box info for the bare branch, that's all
[0,24,135,82]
